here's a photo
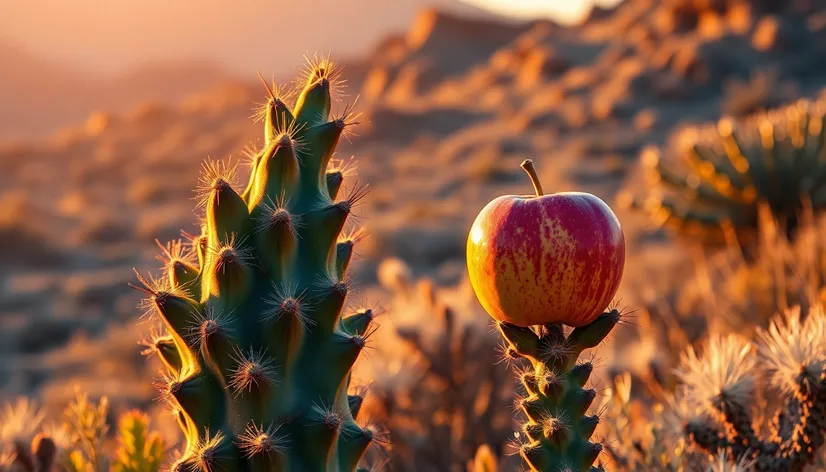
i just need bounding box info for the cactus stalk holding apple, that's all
[467,160,626,471]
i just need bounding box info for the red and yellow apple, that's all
[466,159,625,327]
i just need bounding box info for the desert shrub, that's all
[0,392,165,472]
[642,211,826,341]
[362,258,517,472]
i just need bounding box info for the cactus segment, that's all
[135,57,378,471]
[497,310,620,471]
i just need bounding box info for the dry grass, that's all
[358,259,518,471]
[0,391,168,472]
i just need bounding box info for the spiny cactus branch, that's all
[136,56,381,471]
[498,309,621,471]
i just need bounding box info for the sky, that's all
[0,0,621,78]
[460,0,622,22]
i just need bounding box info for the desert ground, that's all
[3,1,826,470]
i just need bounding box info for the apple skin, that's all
[467,191,625,327]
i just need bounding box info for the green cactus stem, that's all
[134,55,381,472]
[498,310,621,472]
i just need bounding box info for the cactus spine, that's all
[498,311,620,472]
[135,56,379,471]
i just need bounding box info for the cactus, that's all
[133,55,381,471]
[622,97,826,247]
[496,310,621,472]
[674,304,826,471]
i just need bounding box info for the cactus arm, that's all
[497,310,620,471]
[136,57,378,471]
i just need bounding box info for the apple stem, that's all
[520,159,544,196]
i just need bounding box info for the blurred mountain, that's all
[0,38,232,139]
[0,1,499,139]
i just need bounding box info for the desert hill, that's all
[2,0,826,442]
[0,38,233,140]
[0,0,498,139]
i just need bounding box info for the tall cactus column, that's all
[466,160,626,472]
[135,56,379,472]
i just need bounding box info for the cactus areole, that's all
[466,159,625,327]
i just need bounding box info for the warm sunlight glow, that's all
[459,0,622,23]
[470,222,485,245]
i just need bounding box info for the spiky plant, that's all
[133,55,381,471]
[112,411,166,472]
[0,398,58,472]
[495,311,622,472]
[674,305,826,471]
[63,392,109,472]
[706,451,755,472]
[622,97,826,247]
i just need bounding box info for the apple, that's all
[466,159,625,327]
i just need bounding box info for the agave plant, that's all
[623,97,826,247]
